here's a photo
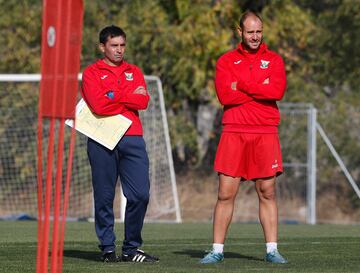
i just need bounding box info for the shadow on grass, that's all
[63,250,101,262]
[174,249,262,261]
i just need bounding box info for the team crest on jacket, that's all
[260,60,270,69]
[125,72,133,81]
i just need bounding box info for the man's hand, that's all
[133,86,147,95]
[231,82,237,90]
[236,78,249,92]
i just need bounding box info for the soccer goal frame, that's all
[279,103,317,224]
[0,73,182,223]
[279,103,360,224]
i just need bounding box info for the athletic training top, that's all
[215,43,286,134]
[81,59,149,135]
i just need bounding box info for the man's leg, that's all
[255,177,278,243]
[87,139,118,255]
[117,136,157,262]
[200,174,240,264]
[255,177,287,263]
[213,174,241,244]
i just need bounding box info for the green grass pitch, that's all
[0,221,359,273]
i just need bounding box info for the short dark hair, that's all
[99,25,126,44]
[239,11,263,29]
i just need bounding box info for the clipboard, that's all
[65,99,132,150]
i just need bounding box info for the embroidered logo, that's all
[100,75,108,80]
[106,90,114,99]
[125,72,133,81]
[260,60,270,69]
[234,60,242,64]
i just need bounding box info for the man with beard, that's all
[200,11,288,264]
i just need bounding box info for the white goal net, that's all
[0,74,181,222]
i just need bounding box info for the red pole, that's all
[37,0,83,272]
[36,92,44,273]
[40,118,56,273]
[58,126,76,272]
[50,120,65,273]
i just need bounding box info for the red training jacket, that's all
[215,43,286,134]
[81,59,149,135]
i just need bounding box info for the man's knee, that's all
[127,190,149,205]
[218,190,237,202]
[138,191,150,204]
[258,187,276,201]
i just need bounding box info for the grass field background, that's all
[0,221,359,273]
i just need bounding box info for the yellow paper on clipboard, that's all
[65,99,132,150]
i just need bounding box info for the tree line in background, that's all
[0,0,359,213]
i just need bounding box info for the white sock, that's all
[266,242,278,253]
[212,243,224,253]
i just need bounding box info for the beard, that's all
[242,37,263,53]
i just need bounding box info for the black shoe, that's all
[121,249,159,263]
[101,251,121,263]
